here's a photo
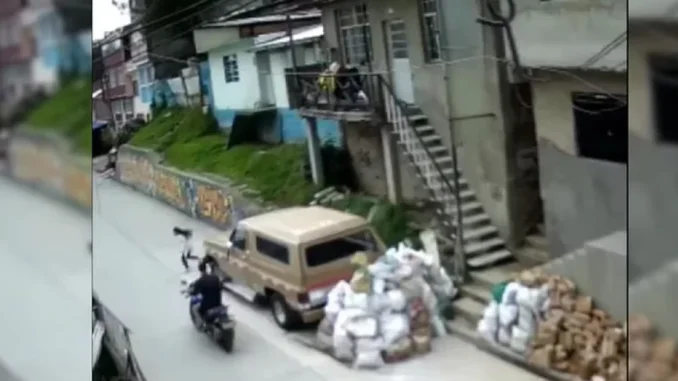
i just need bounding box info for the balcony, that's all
[285,63,385,122]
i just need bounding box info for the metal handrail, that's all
[376,75,461,219]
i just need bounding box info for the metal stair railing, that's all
[376,75,466,277]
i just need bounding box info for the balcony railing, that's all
[285,63,384,116]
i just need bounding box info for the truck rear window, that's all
[305,231,377,267]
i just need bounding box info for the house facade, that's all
[193,12,340,143]
[0,0,33,116]
[101,30,136,128]
[510,0,628,258]
[628,1,678,282]
[129,30,153,120]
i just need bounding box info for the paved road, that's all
[0,177,91,381]
[93,177,545,381]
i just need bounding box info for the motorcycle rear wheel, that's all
[219,328,234,353]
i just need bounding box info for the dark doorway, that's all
[572,92,627,164]
[649,54,678,144]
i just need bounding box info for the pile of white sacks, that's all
[316,243,457,369]
[476,281,550,354]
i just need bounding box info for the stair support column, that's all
[303,116,324,186]
[380,124,401,204]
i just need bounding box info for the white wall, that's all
[268,43,323,109]
[208,44,260,110]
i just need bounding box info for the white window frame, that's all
[419,0,441,62]
[223,54,239,83]
[336,4,372,65]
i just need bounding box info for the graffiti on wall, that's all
[155,170,187,210]
[10,140,64,191]
[195,184,232,226]
[118,154,155,194]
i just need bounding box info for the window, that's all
[305,230,377,267]
[420,0,441,61]
[649,54,678,144]
[230,226,247,250]
[255,237,289,264]
[123,98,134,121]
[137,65,154,104]
[336,4,372,65]
[572,92,627,164]
[223,55,239,83]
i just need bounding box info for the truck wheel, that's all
[269,293,298,330]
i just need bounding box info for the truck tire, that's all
[269,292,299,330]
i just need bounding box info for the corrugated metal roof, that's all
[201,10,321,28]
[250,24,323,51]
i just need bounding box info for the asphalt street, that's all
[92,176,545,381]
[0,177,91,381]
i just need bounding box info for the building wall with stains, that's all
[4,129,91,210]
[117,146,264,229]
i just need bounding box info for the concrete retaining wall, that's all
[4,129,91,211]
[116,145,267,229]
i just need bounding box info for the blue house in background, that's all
[25,7,91,92]
[192,14,341,145]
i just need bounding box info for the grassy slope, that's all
[130,107,415,246]
[25,79,92,154]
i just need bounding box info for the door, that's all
[223,225,251,283]
[385,19,415,104]
[255,51,276,107]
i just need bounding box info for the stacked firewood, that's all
[627,314,678,381]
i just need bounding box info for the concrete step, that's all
[462,225,499,241]
[445,317,479,343]
[459,283,492,304]
[465,236,505,256]
[468,249,514,269]
[515,245,549,267]
[450,212,491,228]
[439,200,482,216]
[470,261,527,288]
[452,296,485,326]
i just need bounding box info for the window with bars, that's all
[223,55,239,83]
[420,0,441,61]
[336,4,372,65]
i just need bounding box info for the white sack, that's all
[497,326,511,345]
[332,329,354,362]
[355,337,386,353]
[421,281,438,313]
[477,318,498,343]
[509,325,530,353]
[501,282,521,305]
[379,312,409,346]
[498,304,519,327]
[353,350,384,369]
[399,276,423,300]
[386,289,407,311]
[517,306,536,334]
[343,292,370,310]
[345,315,379,338]
[368,293,392,313]
[482,301,500,323]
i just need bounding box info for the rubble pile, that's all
[627,314,678,381]
[315,243,457,369]
[477,269,627,381]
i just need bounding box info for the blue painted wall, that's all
[277,109,341,145]
[35,13,90,74]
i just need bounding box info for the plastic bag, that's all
[497,326,511,345]
[515,286,537,309]
[345,315,379,338]
[386,289,407,311]
[353,350,384,369]
[399,276,424,300]
[368,293,391,313]
[379,312,409,346]
[498,304,519,327]
[350,270,372,294]
[482,301,500,323]
[477,318,497,343]
[327,280,349,306]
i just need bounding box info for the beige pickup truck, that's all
[203,206,385,330]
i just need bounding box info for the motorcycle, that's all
[180,280,235,353]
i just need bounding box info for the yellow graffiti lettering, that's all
[154,171,185,209]
[196,185,230,225]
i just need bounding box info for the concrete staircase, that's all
[387,105,513,269]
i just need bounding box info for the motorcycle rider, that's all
[189,261,223,326]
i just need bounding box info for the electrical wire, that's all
[581,32,627,69]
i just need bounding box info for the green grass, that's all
[24,78,92,154]
[130,107,318,206]
[130,107,416,244]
